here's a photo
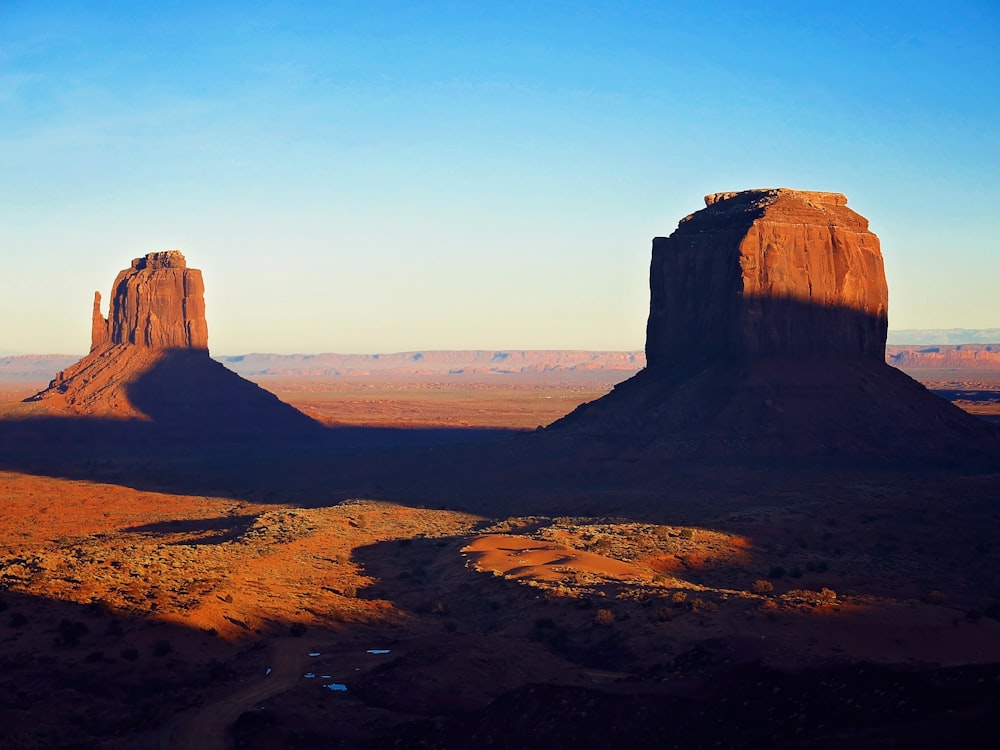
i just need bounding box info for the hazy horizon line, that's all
[4,328,1000,359]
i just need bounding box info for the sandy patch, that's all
[461,534,652,584]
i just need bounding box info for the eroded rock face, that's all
[93,250,209,350]
[645,189,888,367]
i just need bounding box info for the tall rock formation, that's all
[645,190,887,366]
[27,251,319,439]
[96,250,210,350]
[551,188,997,463]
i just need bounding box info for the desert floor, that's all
[1,370,999,748]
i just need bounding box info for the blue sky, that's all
[2,1,997,354]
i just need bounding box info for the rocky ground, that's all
[1,376,999,748]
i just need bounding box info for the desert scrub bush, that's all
[751,579,775,595]
[593,608,615,625]
[655,607,674,622]
[670,591,688,606]
[758,599,779,618]
[590,537,614,555]
[689,598,717,614]
[678,528,695,540]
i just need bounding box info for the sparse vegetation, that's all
[594,608,615,625]
[759,599,779,618]
[689,598,716,614]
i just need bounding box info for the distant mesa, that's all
[552,188,998,462]
[27,250,320,438]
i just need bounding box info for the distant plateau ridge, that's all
[2,343,1000,383]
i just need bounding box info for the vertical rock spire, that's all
[91,292,109,351]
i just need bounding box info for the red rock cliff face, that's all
[645,189,888,367]
[92,250,209,351]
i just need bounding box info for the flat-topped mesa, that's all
[645,188,887,367]
[92,250,209,351]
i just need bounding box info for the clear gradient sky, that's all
[2,1,997,355]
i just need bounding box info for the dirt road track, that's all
[153,638,307,750]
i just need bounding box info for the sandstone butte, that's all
[645,189,887,365]
[26,250,319,438]
[91,250,208,351]
[551,188,996,461]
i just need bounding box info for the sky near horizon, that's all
[2,1,998,355]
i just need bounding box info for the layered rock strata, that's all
[89,250,209,350]
[646,189,887,367]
